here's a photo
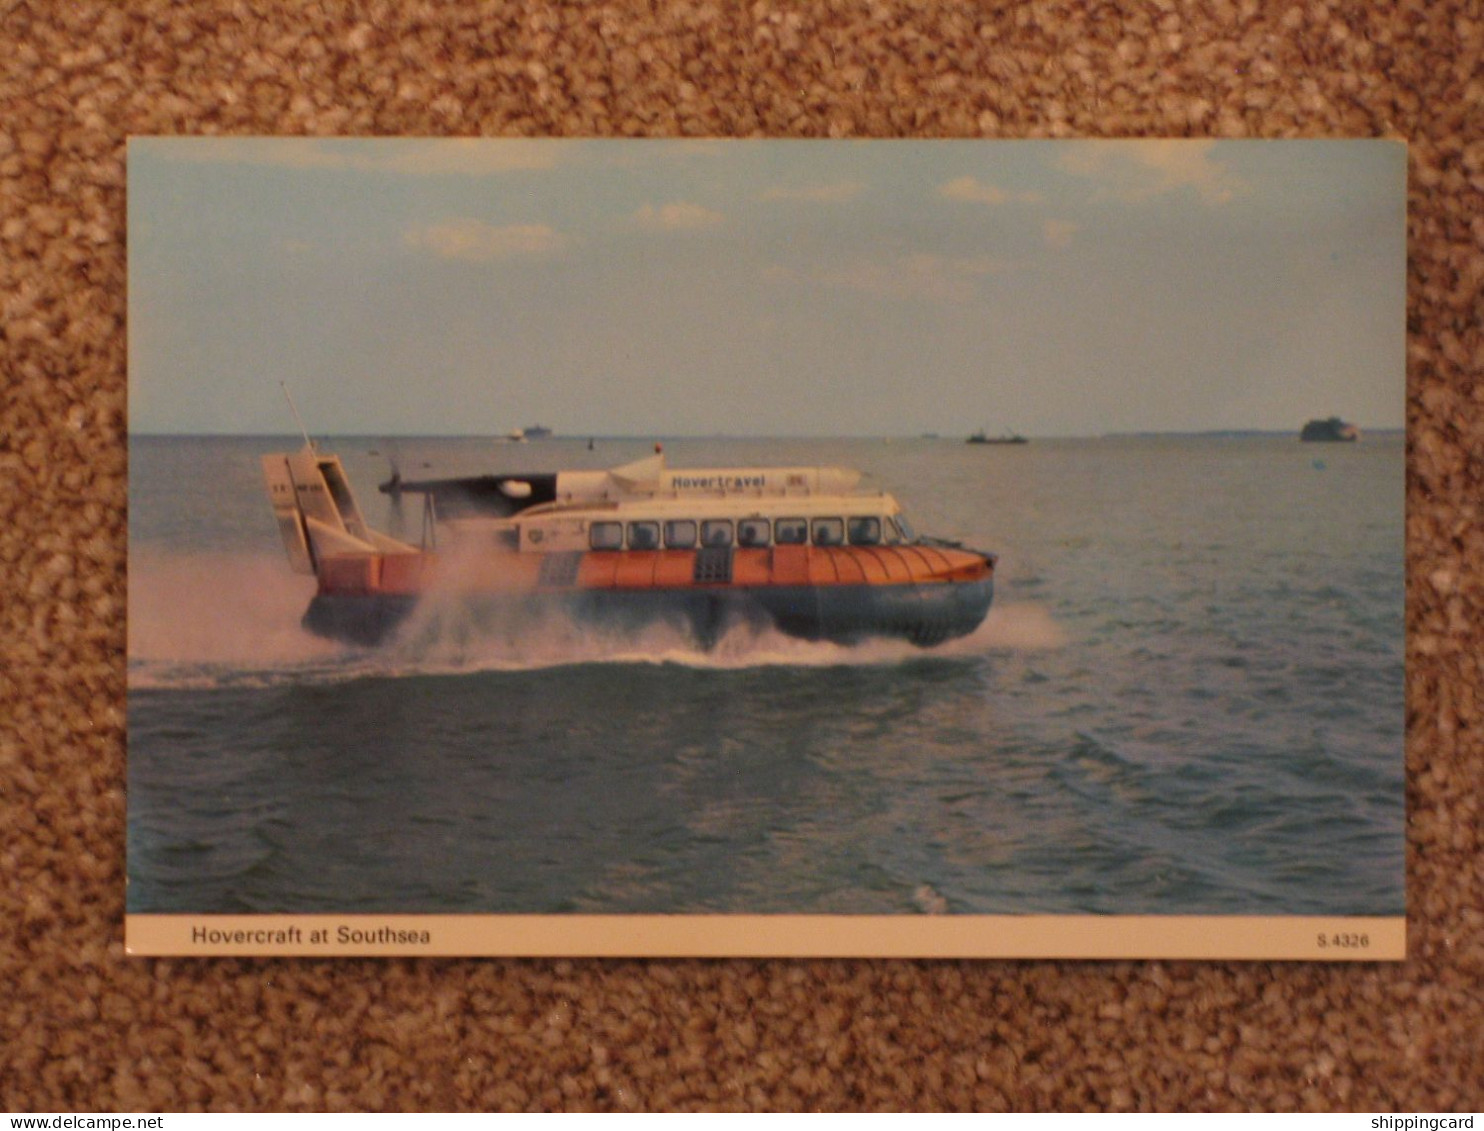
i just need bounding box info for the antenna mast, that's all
[280,382,314,451]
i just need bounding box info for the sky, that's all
[127,137,1406,438]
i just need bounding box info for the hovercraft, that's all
[262,443,996,648]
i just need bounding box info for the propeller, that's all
[372,441,406,537]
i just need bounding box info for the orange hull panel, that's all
[320,544,992,598]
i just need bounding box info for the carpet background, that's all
[2,0,1480,1112]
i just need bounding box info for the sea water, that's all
[127,434,1404,916]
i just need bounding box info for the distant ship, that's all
[1300,417,1360,442]
[496,425,553,443]
[967,429,1028,445]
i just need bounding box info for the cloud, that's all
[1057,140,1245,205]
[376,139,569,176]
[404,220,566,261]
[939,176,1041,206]
[1043,219,1077,248]
[761,181,865,203]
[940,176,1009,205]
[633,201,725,230]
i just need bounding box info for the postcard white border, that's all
[127,913,1405,960]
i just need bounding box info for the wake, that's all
[128,550,1062,689]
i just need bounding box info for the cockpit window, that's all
[811,518,844,546]
[892,515,917,543]
[737,518,770,548]
[701,520,734,548]
[847,517,882,546]
[774,518,807,544]
[590,521,623,551]
[664,520,697,549]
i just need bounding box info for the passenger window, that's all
[701,520,734,548]
[847,517,882,546]
[664,520,697,549]
[627,521,660,550]
[774,518,808,545]
[590,521,623,551]
[812,518,844,546]
[737,519,770,548]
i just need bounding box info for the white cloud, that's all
[1057,140,1245,205]
[404,220,565,261]
[1043,219,1077,248]
[633,201,725,230]
[378,139,569,176]
[940,176,1010,205]
[761,181,865,203]
[939,176,1041,206]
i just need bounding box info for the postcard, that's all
[126,138,1406,959]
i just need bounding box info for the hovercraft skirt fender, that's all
[301,574,994,650]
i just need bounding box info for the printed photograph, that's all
[126,138,1405,956]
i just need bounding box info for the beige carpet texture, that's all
[3,0,1481,1112]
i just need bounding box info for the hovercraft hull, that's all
[304,573,994,649]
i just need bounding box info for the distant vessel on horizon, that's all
[1300,417,1360,442]
[967,429,1028,445]
[496,425,553,443]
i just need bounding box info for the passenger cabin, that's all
[426,451,920,557]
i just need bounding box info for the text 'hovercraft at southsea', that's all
[262,442,997,649]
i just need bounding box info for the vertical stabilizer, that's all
[284,447,374,543]
[262,452,317,574]
[263,447,413,574]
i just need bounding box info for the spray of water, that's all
[128,549,340,687]
[129,549,1063,688]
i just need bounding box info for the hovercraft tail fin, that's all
[262,446,415,575]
